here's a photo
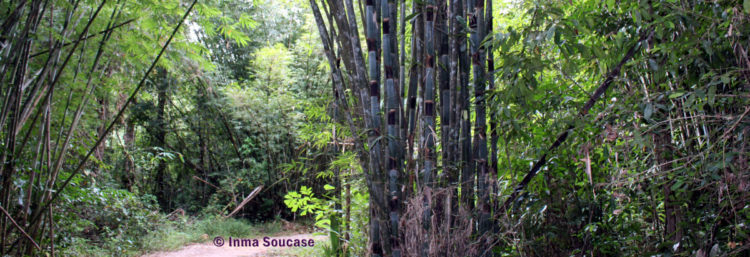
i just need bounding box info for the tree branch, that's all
[29,18,135,58]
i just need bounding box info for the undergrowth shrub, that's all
[54,184,280,256]
[56,185,162,256]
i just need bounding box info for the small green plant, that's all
[283,186,332,229]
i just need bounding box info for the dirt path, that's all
[142,233,326,257]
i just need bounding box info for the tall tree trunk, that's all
[405,0,424,200]
[648,89,684,250]
[155,70,169,211]
[345,167,352,254]
[459,0,474,210]
[421,1,437,256]
[399,0,408,156]
[382,0,402,256]
[364,0,387,256]
[485,2,500,254]
[436,1,453,252]
[123,105,136,192]
[331,124,343,257]
[198,122,208,202]
[95,97,109,174]
[486,0,498,202]
[472,1,491,255]
[648,82,683,250]
[438,0,451,186]
[448,0,462,224]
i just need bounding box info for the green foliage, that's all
[487,0,750,256]
[56,186,162,256]
[284,186,331,228]
[102,0,329,221]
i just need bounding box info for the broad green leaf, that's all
[669,92,685,99]
[670,180,684,191]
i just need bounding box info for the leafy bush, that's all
[284,185,332,229]
[56,185,163,256]
[55,185,273,257]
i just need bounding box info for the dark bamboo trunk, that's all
[123,98,137,191]
[155,71,169,211]
[486,0,498,199]
[471,1,491,255]
[459,0,474,211]
[421,1,437,256]
[448,0,462,220]
[365,0,387,256]
[435,0,453,251]
[331,123,343,256]
[485,2,500,253]
[405,0,424,201]
[438,0,451,186]
[383,1,402,256]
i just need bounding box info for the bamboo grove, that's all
[309,0,513,255]
[309,0,511,255]
[0,0,202,255]
[309,0,750,256]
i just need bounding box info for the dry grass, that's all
[399,187,487,257]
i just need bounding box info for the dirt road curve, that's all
[142,233,325,257]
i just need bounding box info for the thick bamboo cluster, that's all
[309,0,500,256]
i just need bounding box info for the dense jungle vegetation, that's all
[0,0,748,256]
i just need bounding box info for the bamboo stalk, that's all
[0,205,40,251]
[438,0,451,186]
[421,1,437,256]
[404,0,423,200]
[364,0,386,255]
[472,1,491,255]
[383,0,402,255]
[459,0,474,210]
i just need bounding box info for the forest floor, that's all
[142,232,327,257]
